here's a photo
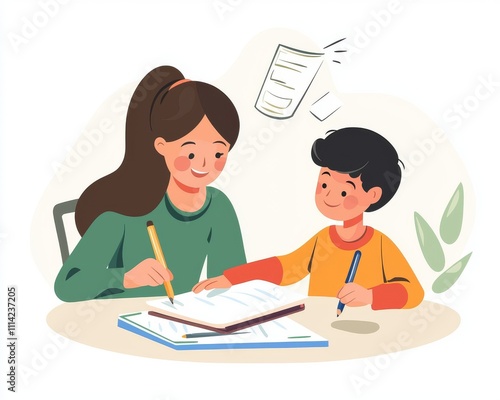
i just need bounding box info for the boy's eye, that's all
[215,152,223,159]
[188,153,195,159]
[341,191,347,197]
[322,183,327,189]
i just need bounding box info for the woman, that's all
[54,66,246,302]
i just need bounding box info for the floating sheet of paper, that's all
[255,44,324,119]
[310,92,343,121]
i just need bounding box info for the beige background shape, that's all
[32,28,475,299]
[33,28,473,366]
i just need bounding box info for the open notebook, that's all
[146,280,307,334]
[147,280,305,333]
[118,312,328,350]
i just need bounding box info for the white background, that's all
[1,1,499,399]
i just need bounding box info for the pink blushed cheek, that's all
[343,196,358,210]
[174,156,191,171]
[214,157,227,172]
[315,182,322,195]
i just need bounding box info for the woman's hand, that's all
[192,275,232,293]
[123,258,174,289]
[337,282,373,307]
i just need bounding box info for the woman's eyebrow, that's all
[213,141,227,146]
[321,171,331,176]
[181,141,196,147]
[346,180,356,188]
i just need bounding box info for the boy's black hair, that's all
[311,127,403,212]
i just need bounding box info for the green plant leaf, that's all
[440,183,464,244]
[414,212,445,271]
[432,252,472,293]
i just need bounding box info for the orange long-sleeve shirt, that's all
[224,226,424,310]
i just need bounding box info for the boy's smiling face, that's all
[315,168,382,222]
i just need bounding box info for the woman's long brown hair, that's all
[75,66,240,235]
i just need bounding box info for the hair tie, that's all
[170,79,191,90]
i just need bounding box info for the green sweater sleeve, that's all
[54,212,128,302]
[206,192,246,277]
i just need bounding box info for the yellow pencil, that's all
[146,220,175,304]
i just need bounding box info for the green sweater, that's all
[54,187,246,302]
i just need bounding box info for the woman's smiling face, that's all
[154,115,230,189]
[315,168,382,222]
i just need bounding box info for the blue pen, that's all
[337,250,362,317]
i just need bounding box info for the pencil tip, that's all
[336,310,341,317]
[169,298,174,304]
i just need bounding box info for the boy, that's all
[193,127,424,310]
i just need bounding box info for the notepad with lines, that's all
[145,280,308,334]
[118,311,328,350]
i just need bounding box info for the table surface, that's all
[47,296,460,363]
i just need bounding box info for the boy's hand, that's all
[337,283,373,307]
[192,275,232,293]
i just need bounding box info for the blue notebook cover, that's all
[118,311,328,351]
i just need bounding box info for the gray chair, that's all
[53,199,78,263]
